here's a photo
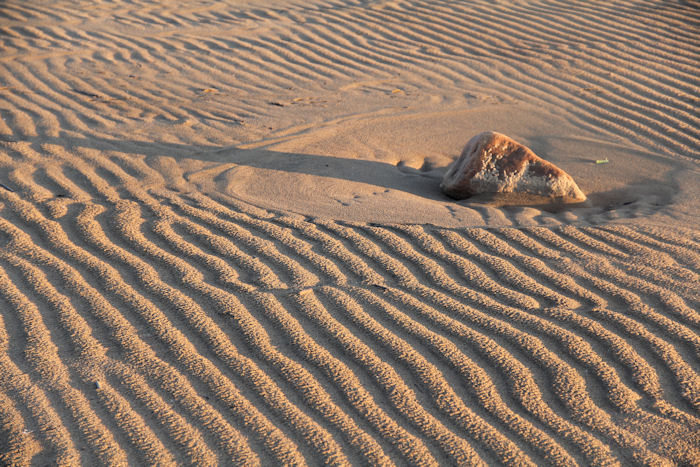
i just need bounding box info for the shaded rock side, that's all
[440,131,586,201]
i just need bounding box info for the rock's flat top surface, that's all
[441,131,587,202]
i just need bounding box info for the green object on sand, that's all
[595,158,609,164]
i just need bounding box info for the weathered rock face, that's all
[440,131,586,201]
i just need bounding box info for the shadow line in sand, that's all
[13,133,447,200]
[8,133,678,215]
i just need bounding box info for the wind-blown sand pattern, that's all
[1,0,699,465]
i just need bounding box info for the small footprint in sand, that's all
[335,191,390,207]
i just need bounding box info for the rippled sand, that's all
[0,0,698,465]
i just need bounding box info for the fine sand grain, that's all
[0,0,699,465]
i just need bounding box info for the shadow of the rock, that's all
[15,133,446,200]
[6,133,677,216]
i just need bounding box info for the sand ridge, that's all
[1,0,699,465]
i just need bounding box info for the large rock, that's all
[440,131,586,201]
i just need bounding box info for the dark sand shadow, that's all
[4,133,680,214]
[11,133,446,200]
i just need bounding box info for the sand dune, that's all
[1,0,699,465]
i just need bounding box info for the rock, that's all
[440,131,586,201]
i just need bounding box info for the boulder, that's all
[440,131,586,201]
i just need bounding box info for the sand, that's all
[0,0,698,465]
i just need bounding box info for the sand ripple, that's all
[1,0,699,465]
[0,158,698,464]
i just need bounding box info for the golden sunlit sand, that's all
[0,0,698,465]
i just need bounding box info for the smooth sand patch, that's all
[187,103,697,227]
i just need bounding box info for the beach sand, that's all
[0,0,698,464]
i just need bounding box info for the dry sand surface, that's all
[1,0,699,465]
